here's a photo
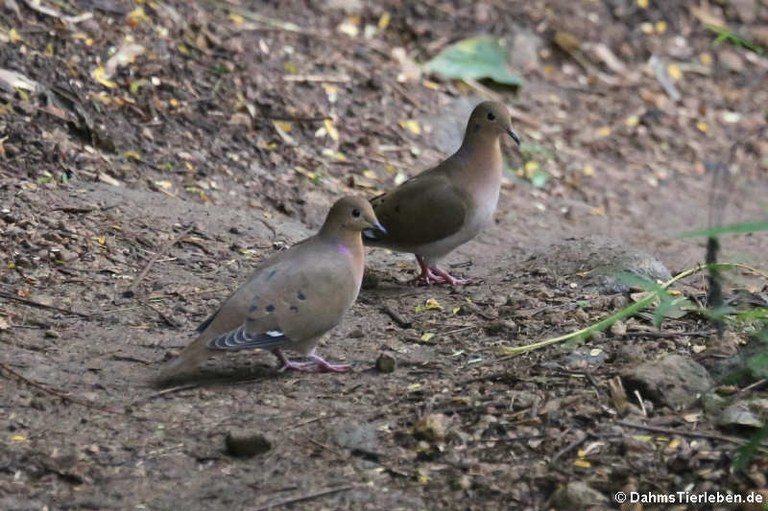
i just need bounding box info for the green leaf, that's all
[734,425,768,472]
[423,36,522,87]
[747,352,768,379]
[680,221,768,238]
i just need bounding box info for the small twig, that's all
[0,361,125,416]
[380,303,411,328]
[250,484,358,511]
[49,206,97,214]
[738,378,768,395]
[259,115,331,123]
[138,383,201,403]
[0,290,91,319]
[143,301,183,329]
[621,329,714,339]
[616,420,766,450]
[127,226,193,296]
[288,414,337,430]
[283,74,350,83]
[550,430,586,465]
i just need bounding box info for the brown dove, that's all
[363,101,520,285]
[158,196,386,379]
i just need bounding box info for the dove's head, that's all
[322,195,386,238]
[466,101,520,145]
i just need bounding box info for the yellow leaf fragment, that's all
[696,120,709,133]
[9,28,22,43]
[420,332,435,342]
[273,121,293,133]
[321,148,346,161]
[124,150,141,160]
[127,7,150,26]
[10,435,27,443]
[324,118,339,142]
[92,66,117,89]
[398,119,421,135]
[153,180,173,189]
[667,63,682,81]
[636,0,648,8]
[574,459,591,468]
[590,206,606,216]
[655,21,667,34]
[583,163,595,176]
[597,126,612,137]
[337,16,360,37]
[625,115,639,127]
[407,383,422,391]
[378,12,391,30]
[322,83,338,103]
[415,297,443,313]
[228,14,245,25]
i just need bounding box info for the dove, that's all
[363,101,520,285]
[158,196,386,379]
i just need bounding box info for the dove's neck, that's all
[454,132,503,192]
[319,229,365,275]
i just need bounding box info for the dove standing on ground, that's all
[158,196,386,380]
[364,101,520,285]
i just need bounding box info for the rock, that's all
[522,236,671,294]
[549,481,609,510]
[375,352,396,373]
[413,413,450,442]
[718,398,768,430]
[509,27,542,71]
[622,354,714,409]
[334,422,379,457]
[224,431,272,458]
[484,319,517,336]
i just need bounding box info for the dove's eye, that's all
[487,112,496,121]
[352,208,361,218]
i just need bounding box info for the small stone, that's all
[484,319,517,336]
[361,270,379,290]
[413,413,449,442]
[348,328,364,339]
[622,354,714,409]
[609,320,627,336]
[224,431,272,458]
[549,481,609,509]
[44,329,60,339]
[375,352,396,373]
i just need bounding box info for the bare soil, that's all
[2,1,768,510]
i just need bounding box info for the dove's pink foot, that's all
[410,256,469,286]
[274,349,351,373]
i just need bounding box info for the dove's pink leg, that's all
[274,349,351,373]
[411,255,469,286]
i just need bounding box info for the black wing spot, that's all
[248,303,258,313]
[297,291,306,301]
[265,304,275,313]
[266,269,278,281]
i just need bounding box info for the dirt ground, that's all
[2,1,768,509]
